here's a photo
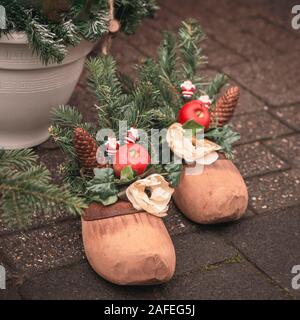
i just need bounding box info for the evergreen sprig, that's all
[0,149,87,228]
[0,149,37,170]
[178,19,206,80]
[87,57,128,131]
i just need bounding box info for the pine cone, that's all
[74,128,105,172]
[211,86,240,127]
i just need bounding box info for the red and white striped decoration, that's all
[180,80,196,99]
[105,137,120,156]
[125,127,139,144]
[198,95,212,108]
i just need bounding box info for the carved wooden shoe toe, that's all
[173,159,248,224]
[81,202,176,285]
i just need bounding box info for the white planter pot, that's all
[0,33,94,149]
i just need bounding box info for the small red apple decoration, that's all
[113,143,151,178]
[178,100,211,130]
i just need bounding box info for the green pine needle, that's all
[178,19,206,80]
[0,149,87,228]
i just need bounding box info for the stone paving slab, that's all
[223,51,300,107]
[246,169,300,213]
[230,111,292,144]
[202,39,245,69]
[111,34,144,79]
[18,256,289,300]
[231,86,265,115]
[165,202,197,236]
[16,229,280,300]
[269,105,300,132]
[69,82,99,125]
[19,261,167,300]
[162,259,289,300]
[0,212,76,237]
[0,284,21,300]
[218,206,300,299]
[126,24,161,59]
[236,16,300,55]
[233,142,289,178]
[162,0,280,61]
[172,231,237,276]
[264,134,300,168]
[0,220,84,277]
[210,20,280,62]
[198,0,259,22]
[245,0,297,30]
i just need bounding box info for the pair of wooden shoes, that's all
[82,159,248,285]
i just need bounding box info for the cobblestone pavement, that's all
[1,0,300,300]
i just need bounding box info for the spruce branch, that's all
[51,104,84,128]
[60,161,87,195]
[87,56,128,131]
[158,32,177,81]
[0,149,37,171]
[178,19,206,80]
[0,149,87,228]
[49,125,76,159]
[122,81,159,131]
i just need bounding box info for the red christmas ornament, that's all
[178,100,211,131]
[125,127,139,144]
[113,143,151,178]
[105,137,120,157]
[180,80,196,99]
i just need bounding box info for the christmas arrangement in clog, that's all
[50,56,179,285]
[50,20,248,285]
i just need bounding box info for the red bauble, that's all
[178,100,211,130]
[113,143,151,178]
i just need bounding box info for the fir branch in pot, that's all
[0,0,158,150]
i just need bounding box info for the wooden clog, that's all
[173,159,248,224]
[82,201,176,285]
